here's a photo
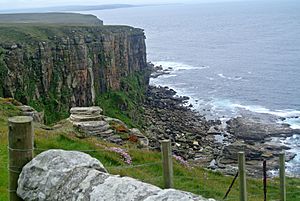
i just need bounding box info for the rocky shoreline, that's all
[17,61,300,177]
[143,85,218,158]
[143,64,300,177]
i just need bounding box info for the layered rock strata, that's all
[69,106,115,141]
[0,22,149,123]
[69,106,149,146]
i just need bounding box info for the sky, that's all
[0,0,253,10]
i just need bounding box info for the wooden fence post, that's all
[161,139,173,188]
[238,152,247,201]
[8,116,34,201]
[279,152,286,201]
[263,160,267,201]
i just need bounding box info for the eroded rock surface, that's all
[17,150,107,200]
[18,105,44,123]
[70,106,103,121]
[69,106,115,139]
[17,150,215,201]
[69,106,149,147]
[226,116,300,142]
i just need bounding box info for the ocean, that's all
[80,0,300,176]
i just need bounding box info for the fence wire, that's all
[2,145,300,201]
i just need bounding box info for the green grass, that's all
[0,23,143,43]
[0,13,102,25]
[0,100,300,201]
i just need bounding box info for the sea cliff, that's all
[0,15,148,123]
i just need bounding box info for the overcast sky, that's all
[0,0,257,10]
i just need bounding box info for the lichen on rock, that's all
[17,149,215,201]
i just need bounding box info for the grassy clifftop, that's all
[0,99,300,201]
[0,24,142,43]
[0,13,143,43]
[0,13,103,25]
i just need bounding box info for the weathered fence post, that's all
[238,152,247,201]
[279,152,286,201]
[161,139,173,188]
[8,116,34,201]
[263,160,267,201]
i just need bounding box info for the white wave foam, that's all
[230,103,300,129]
[231,103,300,118]
[206,77,214,81]
[209,99,300,128]
[269,135,300,177]
[199,66,210,70]
[161,74,177,78]
[282,118,300,129]
[218,73,226,79]
[152,61,209,71]
[218,73,242,80]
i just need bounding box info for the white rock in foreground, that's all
[17,150,216,201]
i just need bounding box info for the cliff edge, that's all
[0,12,103,25]
[0,13,149,124]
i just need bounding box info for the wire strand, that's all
[7,146,33,152]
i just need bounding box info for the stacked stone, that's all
[70,107,114,138]
[18,105,44,123]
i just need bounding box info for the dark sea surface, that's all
[80,0,300,175]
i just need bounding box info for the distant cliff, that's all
[0,15,149,123]
[0,13,103,25]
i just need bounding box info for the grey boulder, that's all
[17,149,215,201]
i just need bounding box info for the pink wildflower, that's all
[107,147,132,165]
[173,154,190,168]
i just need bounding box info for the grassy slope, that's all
[0,99,299,200]
[96,73,148,128]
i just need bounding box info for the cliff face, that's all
[0,25,148,122]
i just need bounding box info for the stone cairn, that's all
[69,106,149,146]
[69,106,115,139]
[18,105,44,123]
